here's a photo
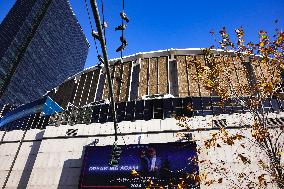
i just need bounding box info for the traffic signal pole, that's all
[90,0,118,141]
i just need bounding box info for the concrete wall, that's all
[0,112,283,188]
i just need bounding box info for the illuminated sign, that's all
[79,142,199,188]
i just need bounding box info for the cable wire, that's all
[100,0,107,44]
[120,0,125,61]
[84,0,99,55]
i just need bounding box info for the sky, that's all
[0,0,284,69]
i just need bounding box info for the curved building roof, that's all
[1,48,284,131]
[47,48,280,108]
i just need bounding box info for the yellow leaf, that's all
[259,42,265,47]
[203,79,214,90]
[234,133,245,140]
[130,169,139,177]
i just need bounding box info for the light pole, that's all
[90,0,118,141]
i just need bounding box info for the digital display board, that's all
[79,142,199,188]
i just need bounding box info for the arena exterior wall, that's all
[0,49,283,188]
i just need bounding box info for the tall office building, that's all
[0,0,89,106]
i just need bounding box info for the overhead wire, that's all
[100,0,107,44]
[120,0,125,61]
[84,0,99,55]
[114,0,126,145]
[116,0,130,145]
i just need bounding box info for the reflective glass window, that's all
[182,97,193,117]
[163,98,173,118]
[211,97,223,115]
[153,99,163,119]
[99,104,109,123]
[125,101,135,121]
[173,98,183,116]
[202,97,212,116]
[144,100,153,120]
[116,102,126,122]
[134,100,144,120]
[191,97,203,116]
[92,105,101,123]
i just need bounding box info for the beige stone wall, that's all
[1,111,283,188]
[138,58,148,98]
[158,56,168,94]
[119,62,131,102]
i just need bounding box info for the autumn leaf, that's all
[185,26,284,189]
[130,169,139,177]
[222,137,234,145]
[232,133,245,140]
[238,154,251,164]
[261,35,268,40]
[186,103,193,111]
[205,180,215,186]
[220,127,228,136]
[258,174,267,186]
[203,79,214,91]
[238,172,246,178]
[199,160,206,163]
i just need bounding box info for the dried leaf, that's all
[258,174,267,186]
[238,154,251,164]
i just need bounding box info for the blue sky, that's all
[1,0,283,68]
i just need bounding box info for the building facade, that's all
[0,0,89,106]
[0,49,283,188]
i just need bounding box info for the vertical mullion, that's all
[85,70,96,104]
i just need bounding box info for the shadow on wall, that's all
[17,131,44,189]
[57,146,87,189]
[57,139,99,188]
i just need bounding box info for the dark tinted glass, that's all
[116,102,126,122]
[211,96,223,115]
[125,101,135,121]
[92,105,101,123]
[153,99,163,119]
[172,98,183,116]
[144,100,153,120]
[134,100,144,120]
[163,98,173,118]
[99,104,109,123]
[202,97,212,116]
[182,97,193,117]
[191,97,203,116]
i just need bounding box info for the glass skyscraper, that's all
[0,0,89,106]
